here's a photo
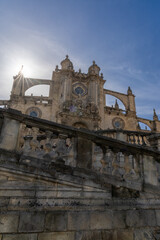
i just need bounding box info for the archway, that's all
[25,85,50,97]
[138,121,151,131]
[105,95,126,111]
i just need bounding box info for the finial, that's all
[93,60,95,65]
[127,86,132,95]
[153,108,158,121]
[55,65,59,72]
[101,73,103,78]
[79,68,81,73]
[66,55,69,59]
[18,65,23,75]
[115,99,119,109]
[137,123,141,130]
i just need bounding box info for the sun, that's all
[11,59,34,77]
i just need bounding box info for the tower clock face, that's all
[72,83,87,96]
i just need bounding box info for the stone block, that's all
[68,211,90,230]
[101,231,115,240]
[126,210,139,227]
[38,232,75,240]
[90,211,113,230]
[126,210,156,227]
[113,211,126,228]
[116,230,133,240]
[0,212,19,233]
[156,210,160,226]
[45,211,67,231]
[134,229,153,240]
[19,212,45,232]
[139,210,156,227]
[3,234,37,240]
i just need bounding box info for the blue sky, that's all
[0,0,160,120]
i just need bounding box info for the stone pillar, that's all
[0,117,20,151]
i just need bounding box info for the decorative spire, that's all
[115,99,119,110]
[61,55,73,70]
[101,73,103,79]
[127,86,132,95]
[55,65,59,72]
[137,123,141,130]
[153,109,158,121]
[88,60,100,76]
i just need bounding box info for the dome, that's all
[61,55,73,70]
[88,61,100,76]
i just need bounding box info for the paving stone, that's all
[0,212,19,233]
[19,212,45,232]
[45,211,67,231]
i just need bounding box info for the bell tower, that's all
[50,56,105,130]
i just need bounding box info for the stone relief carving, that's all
[61,99,99,118]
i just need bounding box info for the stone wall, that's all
[0,108,160,239]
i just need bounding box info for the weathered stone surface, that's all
[90,211,113,230]
[126,210,156,227]
[113,211,126,228]
[116,230,133,240]
[68,211,90,230]
[19,212,45,232]
[38,232,75,240]
[3,234,37,240]
[45,211,67,231]
[134,229,154,240]
[155,209,160,226]
[0,212,19,233]
[126,210,139,227]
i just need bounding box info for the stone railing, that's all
[96,129,152,147]
[0,108,160,191]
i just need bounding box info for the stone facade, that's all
[1,55,160,132]
[0,57,160,239]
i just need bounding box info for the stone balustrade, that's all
[97,129,151,146]
[0,108,160,191]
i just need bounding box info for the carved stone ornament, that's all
[61,99,99,118]
[112,117,125,130]
[72,82,87,97]
[26,107,42,118]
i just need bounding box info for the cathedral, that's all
[0,56,160,239]
[1,55,160,132]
